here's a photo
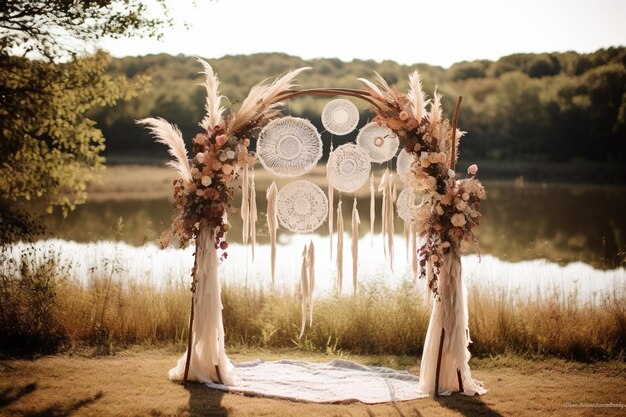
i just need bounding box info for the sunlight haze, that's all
[98,0,626,66]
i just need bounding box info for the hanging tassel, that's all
[387,172,396,272]
[299,244,309,339]
[308,241,315,326]
[351,197,360,295]
[369,174,376,247]
[327,154,334,259]
[241,164,249,245]
[404,220,410,263]
[411,222,419,287]
[378,169,389,260]
[266,181,278,289]
[249,170,257,261]
[336,199,344,295]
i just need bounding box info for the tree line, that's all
[96,49,626,179]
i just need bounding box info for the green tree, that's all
[0,1,170,244]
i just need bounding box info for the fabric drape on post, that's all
[169,226,234,385]
[417,251,486,396]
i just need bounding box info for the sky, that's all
[98,0,626,67]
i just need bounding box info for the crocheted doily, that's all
[327,143,371,193]
[396,149,420,189]
[256,116,323,177]
[321,99,359,136]
[277,180,328,233]
[396,186,424,222]
[356,122,399,163]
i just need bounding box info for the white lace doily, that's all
[396,186,424,222]
[256,117,323,177]
[396,148,420,188]
[356,122,399,163]
[327,143,371,193]
[277,180,328,233]
[321,99,359,136]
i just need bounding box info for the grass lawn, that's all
[1,348,624,417]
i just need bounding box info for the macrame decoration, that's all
[396,149,420,190]
[356,122,400,163]
[266,182,278,288]
[321,99,360,135]
[327,143,371,193]
[369,174,376,247]
[351,197,360,295]
[336,199,344,295]
[277,180,328,233]
[256,116,323,177]
[396,186,423,222]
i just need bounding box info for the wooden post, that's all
[435,327,445,397]
[449,96,463,171]
[182,294,195,385]
[183,250,199,385]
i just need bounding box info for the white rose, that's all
[201,176,212,187]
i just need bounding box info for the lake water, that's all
[40,181,626,268]
[12,179,623,303]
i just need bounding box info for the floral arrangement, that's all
[358,73,486,295]
[138,60,309,258]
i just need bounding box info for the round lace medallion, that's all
[396,187,424,222]
[396,148,420,188]
[257,116,323,177]
[356,122,399,163]
[327,143,371,193]
[321,99,359,136]
[277,180,328,233]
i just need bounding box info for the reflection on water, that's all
[42,181,626,269]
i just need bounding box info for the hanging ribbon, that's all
[369,174,375,247]
[266,181,278,289]
[241,163,250,245]
[249,170,257,261]
[327,146,334,259]
[388,173,396,272]
[379,169,389,260]
[411,222,419,287]
[351,197,360,295]
[308,241,315,326]
[336,199,344,295]
[299,244,309,339]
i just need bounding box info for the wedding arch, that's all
[138,60,487,399]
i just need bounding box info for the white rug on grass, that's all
[202,359,428,404]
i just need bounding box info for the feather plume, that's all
[229,67,311,134]
[407,71,428,120]
[429,88,443,126]
[197,58,225,130]
[136,117,192,184]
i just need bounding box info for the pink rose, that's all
[467,164,478,175]
[216,134,228,147]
